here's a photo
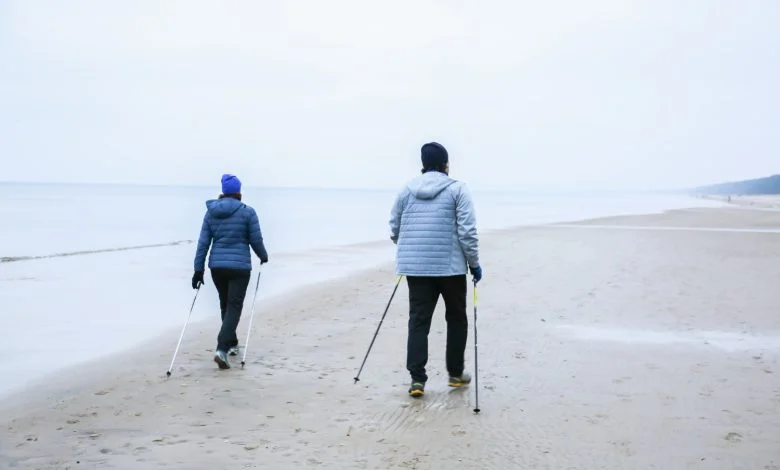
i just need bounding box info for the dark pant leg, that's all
[440,275,468,377]
[406,276,440,383]
[214,269,251,352]
[210,268,230,321]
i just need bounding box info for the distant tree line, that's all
[693,174,780,195]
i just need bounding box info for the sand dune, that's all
[2,207,780,469]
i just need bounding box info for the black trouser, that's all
[210,268,251,353]
[406,275,468,383]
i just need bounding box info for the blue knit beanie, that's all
[421,142,448,170]
[221,174,241,194]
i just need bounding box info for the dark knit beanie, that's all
[421,142,448,170]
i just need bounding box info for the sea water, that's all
[0,183,725,397]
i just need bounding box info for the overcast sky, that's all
[1,1,778,191]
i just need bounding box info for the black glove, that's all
[192,271,204,289]
[469,265,483,284]
[260,256,268,264]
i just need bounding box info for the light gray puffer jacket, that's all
[389,171,480,276]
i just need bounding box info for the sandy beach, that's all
[2,206,780,469]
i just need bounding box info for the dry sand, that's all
[2,207,780,469]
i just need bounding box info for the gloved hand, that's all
[260,256,268,264]
[469,265,482,284]
[192,271,204,289]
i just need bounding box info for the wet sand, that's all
[2,207,780,469]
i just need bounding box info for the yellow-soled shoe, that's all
[408,382,425,398]
[448,373,472,387]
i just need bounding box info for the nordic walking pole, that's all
[473,278,480,414]
[166,283,202,377]
[241,266,263,369]
[353,275,403,383]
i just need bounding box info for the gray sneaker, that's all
[214,350,230,369]
[228,345,240,356]
[408,382,425,398]
[448,372,472,387]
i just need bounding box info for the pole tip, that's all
[473,408,480,414]
[353,377,360,384]
[166,371,171,377]
[241,362,245,369]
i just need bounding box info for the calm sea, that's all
[0,182,721,259]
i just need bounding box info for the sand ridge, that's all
[2,207,780,469]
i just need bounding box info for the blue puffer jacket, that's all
[193,197,268,272]
[389,171,480,276]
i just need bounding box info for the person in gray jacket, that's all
[389,142,482,398]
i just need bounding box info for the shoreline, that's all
[0,259,399,416]
[697,193,780,210]
[1,192,726,262]
[0,199,723,403]
[2,204,780,468]
[0,200,735,404]
[0,202,757,408]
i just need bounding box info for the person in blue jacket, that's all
[192,174,269,369]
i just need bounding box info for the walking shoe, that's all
[228,345,240,356]
[408,382,425,398]
[448,372,472,387]
[214,350,230,369]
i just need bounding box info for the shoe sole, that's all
[214,354,230,370]
[448,380,471,388]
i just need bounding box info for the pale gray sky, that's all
[1,1,778,191]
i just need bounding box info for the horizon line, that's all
[0,179,691,194]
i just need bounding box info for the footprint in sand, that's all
[724,431,743,442]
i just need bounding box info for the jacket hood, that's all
[205,197,244,219]
[406,171,456,200]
